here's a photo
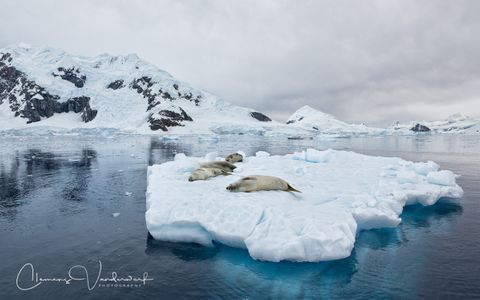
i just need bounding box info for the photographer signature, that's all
[16,261,153,291]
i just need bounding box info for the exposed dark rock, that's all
[80,105,97,122]
[148,107,192,131]
[107,79,124,90]
[130,77,202,111]
[250,112,272,122]
[411,123,431,132]
[19,96,97,124]
[287,116,304,124]
[162,92,172,100]
[158,107,193,121]
[0,53,97,123]
[52,67,86,88]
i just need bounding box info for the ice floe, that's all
[145,149,463,262]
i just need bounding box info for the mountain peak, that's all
[286,105,384,135]
[0,45,277,134]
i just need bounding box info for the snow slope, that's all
[146,149,463,262]
[0,44,293,135]
[286,105,386,135]
[390,113,480,134]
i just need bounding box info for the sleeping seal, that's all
[200,161,236,172]
[189,168,230,182]
[225,153,243,163]
[226,175,301,193]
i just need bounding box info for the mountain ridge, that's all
[0,44,276,134]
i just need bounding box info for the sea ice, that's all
[145,149,463,262]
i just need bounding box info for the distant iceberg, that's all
[145,149,463,262]
[390,113,480,134]
[286,105,386,135]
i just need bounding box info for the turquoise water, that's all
[0,134,479,299]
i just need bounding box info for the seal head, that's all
[225,153,243,163]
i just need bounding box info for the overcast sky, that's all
[1,0,479,125]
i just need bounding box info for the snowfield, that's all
[0,44,295,135]
[145,149,463,262]
[286,105,386,135]
[2,44,478,136]
[390,113,480,134]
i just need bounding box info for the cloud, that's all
[1,0,479,124]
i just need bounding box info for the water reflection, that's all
[61,149,97,203]
[145,234,220,261]
[0,134,477,299]
[400,200,463,228]
[0,148,97,219]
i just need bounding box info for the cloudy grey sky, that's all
[1,0,479,125]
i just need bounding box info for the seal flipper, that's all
[287,184,302,193]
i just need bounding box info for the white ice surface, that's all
[145,149,463,262]
[286,105,386,135]
[0,44,301,135]
[146,149,463,262]
[390,113,480,134]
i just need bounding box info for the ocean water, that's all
[0,134,479,299]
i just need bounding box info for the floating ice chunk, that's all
[125,192,132,196]
[427,170,457,186]
[305,148,335,163]
[159,135,179,141]
[113,213,120,218]
[413,161,439,175]
[146,149,463,262]
[198,135,219,143]
[255,151,270,157]
[174,153,187,161]
[204,151,219,161]
[291,150,306,161]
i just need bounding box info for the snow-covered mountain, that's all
[286,105,385,135]
[390,113,480,134]
[0,44,285,134]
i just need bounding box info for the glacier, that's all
[0,44,291,135]
[286,105,387,135]
[1,45,478,136]
[145,149,463,262]
[390,113,480,134]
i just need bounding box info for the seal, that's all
[189,167,230,182]
[200,161,236,172]
[225,153,243,163]
[226,175,301,193]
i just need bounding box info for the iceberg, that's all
[145,149,463,262]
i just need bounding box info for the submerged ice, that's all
[145,149,463,262]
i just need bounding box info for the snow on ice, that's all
[146,149,463,262]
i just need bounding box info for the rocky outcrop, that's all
[0,53,97,123]
[286,116,303,124]
[131,76,202,112]
[148,107,193,131]
[2,46,278,132]
[250,112,271,122]
[52,67,86,88]
[107,79,124,90]
[129,76,204,130]
[411,123,431,132]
